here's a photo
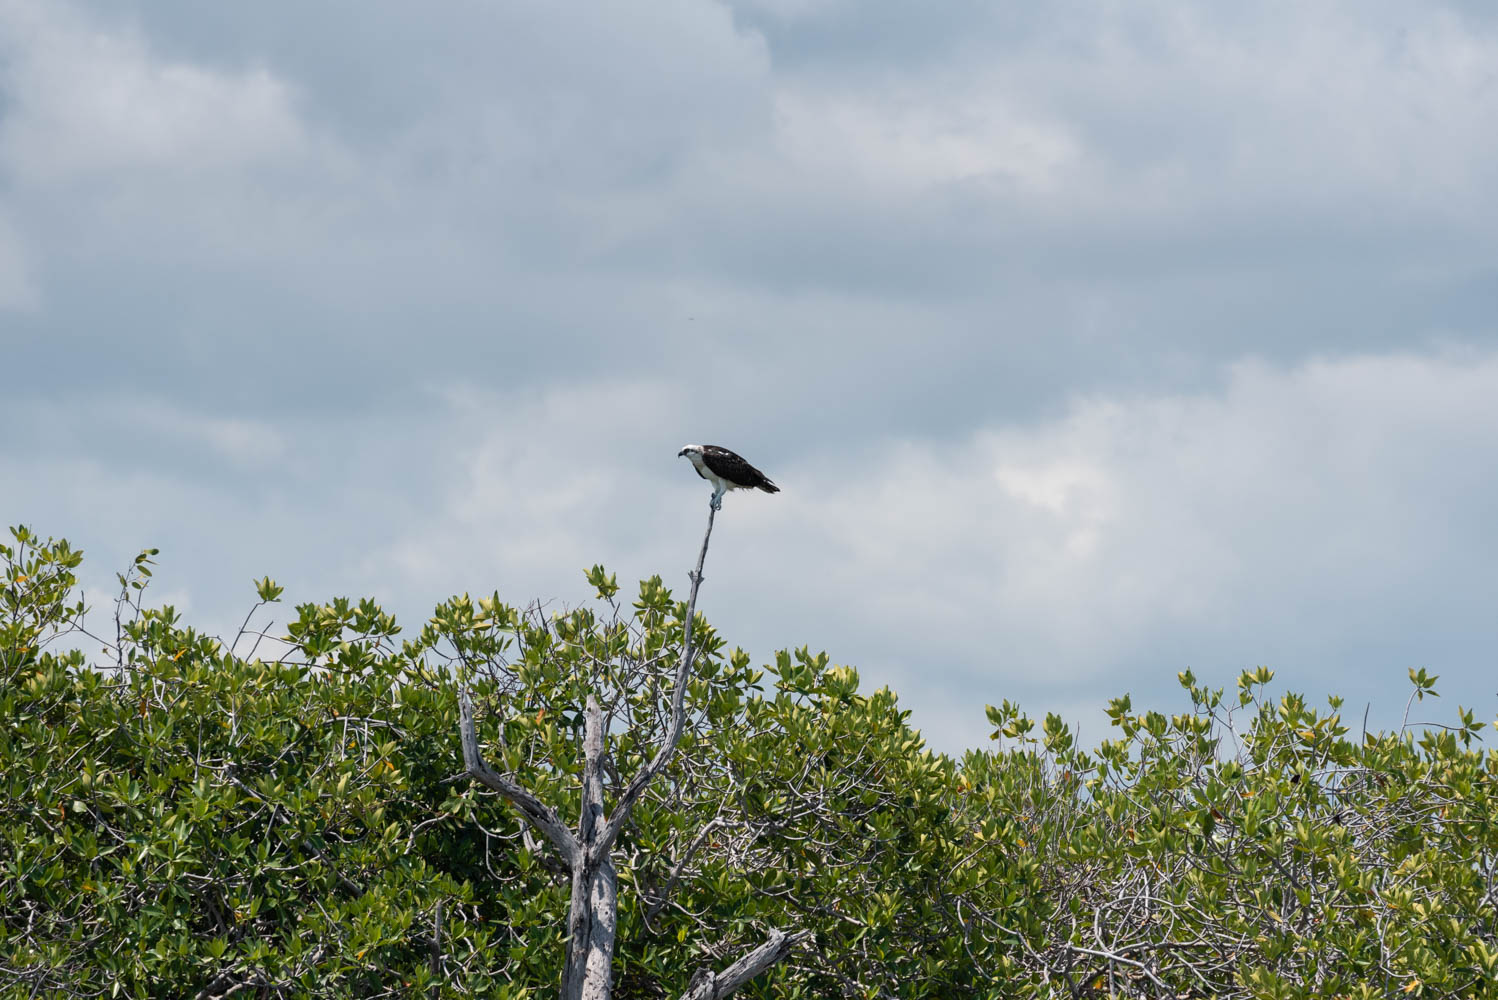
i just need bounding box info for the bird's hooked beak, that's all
[677,447,689,457]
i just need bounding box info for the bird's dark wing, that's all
[702,445,779,493]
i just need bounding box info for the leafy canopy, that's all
[4,525,1497,999]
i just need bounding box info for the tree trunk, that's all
[563,696,618,1000]
[562,860,619,1000]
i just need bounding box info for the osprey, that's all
[678,444,779,510]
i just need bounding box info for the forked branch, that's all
[596,502,717,857]
[459,688,581,865]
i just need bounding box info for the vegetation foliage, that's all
[3,525,1497,998]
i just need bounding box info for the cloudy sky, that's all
[4,0,1497,752]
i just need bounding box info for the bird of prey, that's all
[677,444,779,510]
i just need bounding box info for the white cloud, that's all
[1123,3,1498,214]
[142,407,285,466]
[0,0,308,181]
[363,378,691,600]
[772,87,1079,192]
[5,396,286,469]
[738,0,1498,249]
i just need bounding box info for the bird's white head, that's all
[677,444,703,459]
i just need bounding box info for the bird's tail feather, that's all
[759,482,780,493]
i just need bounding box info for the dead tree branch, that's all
[679,930,812,1000]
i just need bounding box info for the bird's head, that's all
[677,444,702,459]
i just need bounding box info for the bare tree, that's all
[457,503,808,1000]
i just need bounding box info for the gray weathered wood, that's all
[677,930,812,1000]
